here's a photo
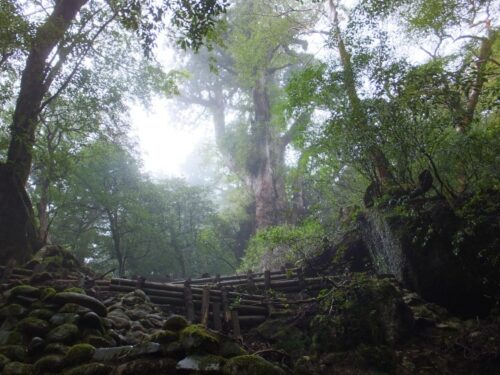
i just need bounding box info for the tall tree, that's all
[0,0,228,265]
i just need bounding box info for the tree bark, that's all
[0,0,88,266]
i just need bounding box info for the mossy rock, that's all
[163,315,188,331]
[33,354,64,373]
[163,341,185,359]
[79,312,104,332]
[50,313,80,327]
[115,358,177,374]
[39,287,57,301]
[29,308,55,321]
[50,293,107,317]
[17,316,50,336]
[0,345,27,362]
[64,288,85,294]
[64,344,96,367]
[354,344,396,373]
[180,324,220,354]
[84,334,115,348]
[220,340,247,358]
[47,323,79,344]
[63,363,112,375]
[0,304,28,319]
[0,353,10,371]
[2,361,33,375]
[200,354,227,371]
[222,355,285,375]
[4,331,23,346]
[5,285,40,301]
[149,329,178,345]
[59,303,91,315]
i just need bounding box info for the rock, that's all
[50,293,107,317]
[0,345,27,362]
[63,363,113,375]
[163,341,185,359]
[39,287,57,301]
[220,340,247,358]
[2,361,33,375]
[17,316,50,336]
[256,319,308,355]
[113,358,176,374]
[180,324,220,354]
[33,354,64,373]
[51,313,80,326]
[44,342,70,356]
[59,303,92,315]
[64,344,96,366]
[93,342,161,362]
[27,336,45,355]
[177,355,226,372]
[149,329,178,345]
[80,312,104,332]
[4,285,40,301]
[222,355,285,375]
[29,308,55,320]
[163,315,188,331]
[84,334,116,348]
[0,304,28,320]
[0,353,10,371]
[47,323,79,344]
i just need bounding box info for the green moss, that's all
[199,354,226,371]
[64,344,96,366]
[0,304,28,319]
[33,354,64,373]
[47,323,79,344]
[44,343,70,356]
[17,317,50,336]
[256,319,309,355]
[220,340,247,358]
[64,288,85,294]
[5,285,40,301]
[39,287,57,301]
[222,355,285,375]
[180,324,220,354]
[4,331,23,346]
[29,308,55,321]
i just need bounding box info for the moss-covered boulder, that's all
[50,293,107,317]
[16,316,50,336]
[2,361,33,375]
[33,354,64,373]
[0,353,10,371]
[257,319,309,355]
[180,324,220,354]
[163,315,188,331]
[0,345,27,362]
[220,340,247,358]
[115,358,177,374]
[4,285,40,301]
[64,343,96,366]
[222,355,285,375]
[47,323,79,344]
[311,275,413,353]
[0,304,28,319]
[149,329,178,345]
[29,308,55,321]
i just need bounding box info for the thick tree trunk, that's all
[37,174,51,244]
[0,165,42,265]
[0,0,88,265]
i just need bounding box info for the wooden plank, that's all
[201,286,210,327]
[264,270,271,290]
[212,302,222,331]
[184,279,195,322]
[231,310,241,339]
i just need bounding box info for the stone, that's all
[180,324,220,354]
[148,329,178,345]
[0,304,28,319]
[44,342,70,356]
[47,323,79,344]
[50,293,107,317]
[222,355,285,375]
[80,312,104,332]
[27,336,45,355]
[63,363,112,375]
[220,340,247,358]
[2,361,33,375]
[93,342,161,362]
[50,313,80,326]
[0,353,10,371]
[17,316,50,336]
[33,354,64,373]
[64,343,96,366]
[114,358,176,374]
[0,345,27,362]
[163,315,189,331]
[4,285,40,301]
[59,303,92,315]
[29,308,55,321]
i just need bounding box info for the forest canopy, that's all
[0,0,498,277]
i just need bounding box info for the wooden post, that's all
[212,302,222,331]
[231,310,241,339]
[246,270,255,290]
[1,266,11,283]
[221,288,231,332]
[215,274,221,284]
[201,286,210,327]
[264,270,271,290]
[184,278,195,322]
[297,267,305,290]
[136,276,146,290]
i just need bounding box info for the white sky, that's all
[129,98,213,178]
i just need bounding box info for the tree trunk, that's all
[37,174,51,244]
[329,1,394,189]
[0,0,88,265]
